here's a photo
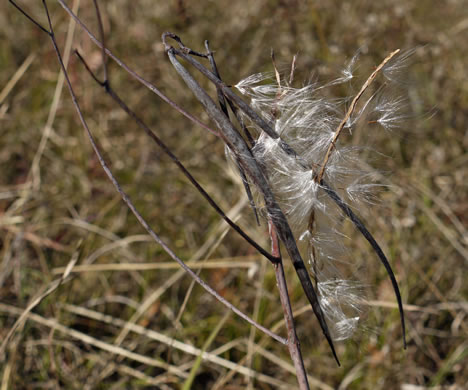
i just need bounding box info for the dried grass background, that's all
[1,0,467,389]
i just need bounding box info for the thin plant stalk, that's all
[269,220,310,389]
[9,0,287,346]
[316,49,400,183]
[73,50,276,264]
[55,0,220,137]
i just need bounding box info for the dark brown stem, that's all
[269,220,310,390]
[92,0,108,83]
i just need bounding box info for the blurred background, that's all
[1,0,467,388]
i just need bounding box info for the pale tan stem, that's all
[316,49,400,183]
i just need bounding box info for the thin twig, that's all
[55,0,220,137]
[74,49,276,263]
[92,0,108,82]
[269,220,311,389]
[316,49,400,183]
[271,49,286,119]
[71,8,271,262]
[11,0,287,345]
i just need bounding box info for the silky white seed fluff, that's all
[233,50,412,340]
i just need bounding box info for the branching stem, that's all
[10,0,287,346]
[55,0,221,137]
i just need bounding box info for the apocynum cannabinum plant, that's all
[233,49,411,341]
[8,1,409,388]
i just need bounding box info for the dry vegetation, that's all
[1,0,467,389]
